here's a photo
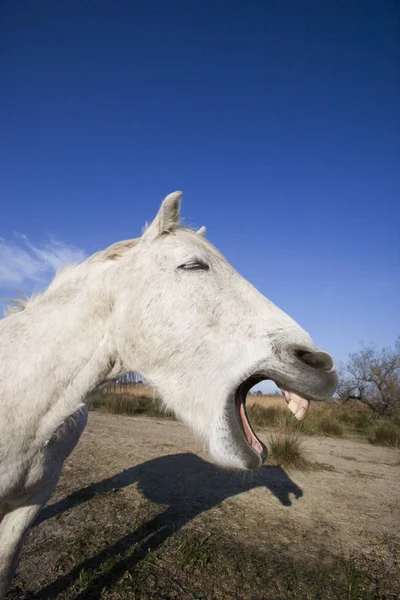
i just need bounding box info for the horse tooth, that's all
[288,398,309,420]
[294,407,307,421]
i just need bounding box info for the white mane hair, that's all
[3,220,217,320]
[3,225,212,317]
[3,238,141,316]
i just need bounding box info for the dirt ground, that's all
[7,412,400,600]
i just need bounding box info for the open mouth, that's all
[234,375,311,459]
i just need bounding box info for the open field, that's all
[7,411,400,600]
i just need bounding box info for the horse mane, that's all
[3,298,31,316]
[85,238,140,263]
[3,237,141,316]
[3,226,216,317]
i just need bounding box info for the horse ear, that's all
[197,226,206,237]
[143,191,182,239]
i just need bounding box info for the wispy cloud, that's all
[0,234,86,287]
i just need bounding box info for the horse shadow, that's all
[30,453,303,599]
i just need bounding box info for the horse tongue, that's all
[280,389,310,421]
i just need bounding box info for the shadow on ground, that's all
[28,453,302,599]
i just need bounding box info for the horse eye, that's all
[178,261,209,271]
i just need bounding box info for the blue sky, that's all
[1,1,399,376]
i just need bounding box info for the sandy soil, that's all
[7,412,400,599]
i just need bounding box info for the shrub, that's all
[368,422,400,447]
[317,417,344,437]
[94,393,174,419]
[391,409,400,427]
[352,411,375,433]
[336,406,375,433]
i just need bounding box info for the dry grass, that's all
[93,385,400,447]
[247,400,345,437]
[105,382,156,399]
[97,394,163,418]
[368,422,400,447]
[246,393,284,409]
[247,395,386,440]
[93,385,174,420]
[55,525,392,600]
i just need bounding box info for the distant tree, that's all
[337,337,400,415]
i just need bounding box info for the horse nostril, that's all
[294,349,335,373]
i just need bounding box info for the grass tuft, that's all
[268,432,311,471]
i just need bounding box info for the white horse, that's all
[0,192,337,597]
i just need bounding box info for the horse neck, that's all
[0,263,123,440]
